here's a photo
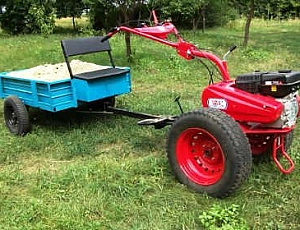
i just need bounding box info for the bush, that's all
[0,0,55,35]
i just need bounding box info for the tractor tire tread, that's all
[166,108,252,198]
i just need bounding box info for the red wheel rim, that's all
[176,128,225,185]
[247,134,273,155]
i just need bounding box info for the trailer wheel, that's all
[4,96,30,136]
[166,109,252,198]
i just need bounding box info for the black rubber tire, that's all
[166,108,252,198]
[4,96,30,136]
[284,130,294,152]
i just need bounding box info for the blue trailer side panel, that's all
[72,70,131,102]
[35,80,78,111]
[0,73,78,112]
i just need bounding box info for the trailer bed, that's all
[0,60,131,112]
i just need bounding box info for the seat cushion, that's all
[73,68,129,81]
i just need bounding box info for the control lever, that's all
[223,45,237,60]
[175,96,184,114]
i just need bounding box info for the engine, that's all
[202,70,300,128]
[271,93,299,128]
[235,70,300,128]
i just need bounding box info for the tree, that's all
[243,0,255,46]
[184,0,209,31]
[56,0,86,30]
[291,0,300,17]
[229,0,256,46]
[117,0,147,58]
[231,0,297,46]
[150,0,234,32]
[159,0,209,31]
[87,0,147,58]
[0,0,55,35]
[0,0,5,13]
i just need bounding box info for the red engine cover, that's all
[201,81,283,124]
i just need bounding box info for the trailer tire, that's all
[4,96,30,136]
[166,108,252,198]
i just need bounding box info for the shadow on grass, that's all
[29,107,115,129]
[27,106,167,158]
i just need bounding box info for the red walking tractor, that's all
[101,11,300,197]
[1,11,300,198]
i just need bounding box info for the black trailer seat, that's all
[61,36,129,81]
[73,68,128,81]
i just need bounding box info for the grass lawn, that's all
[0,18,300,229]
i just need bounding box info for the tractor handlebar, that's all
[223,45,237,60]
[101,12,233,81]
[229,45,237,52]
[101,27,119,42]
[100,34,111,43]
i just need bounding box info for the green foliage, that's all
[77,23,99,36]
[55,0,87,31]
[152,0,236,29]
[199,204,249,230]
[26,4,55,35]
[86,0,148,31]
[240,46,270,61]
[0,0,55,35]
[230,0,300,19]
[56,0,85,18]
[87,0,113,30]
[205,0,238,27]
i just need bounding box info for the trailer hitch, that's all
[272,134,295,174]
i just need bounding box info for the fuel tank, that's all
[201,81,283,124]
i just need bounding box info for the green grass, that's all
[1,19,300,229]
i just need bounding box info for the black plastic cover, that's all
[235,71,300,97]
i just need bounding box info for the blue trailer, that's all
[0,36,132,135]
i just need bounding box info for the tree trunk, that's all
[201,8,206,33]
[125,32,132,58]
[122,7,132,58]
[72,16,76,31]
[192,15,201,31]
[243,0,255,46]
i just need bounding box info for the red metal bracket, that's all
[272,134,295,174]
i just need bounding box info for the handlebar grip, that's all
[229,45,237,52]
[101,27,119,42]
[101,34,112,43]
